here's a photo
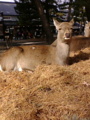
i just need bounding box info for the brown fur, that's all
[0,19,74,71]
[70,36,90,51]
[0,47,23,71]
[70,22,90,51]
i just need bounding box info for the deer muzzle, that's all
[65,33,71,39]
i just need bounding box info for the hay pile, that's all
[0,47,90,120]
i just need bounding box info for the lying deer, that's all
[70,22,90,51]
[0,19,74,71]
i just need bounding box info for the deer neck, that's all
[55,38,70,65]
[84,30,90,37]
[56,38,70,54]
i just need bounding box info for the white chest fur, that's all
[56,42,70,65]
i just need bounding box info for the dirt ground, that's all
[0,47,90,120]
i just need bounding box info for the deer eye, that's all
[59,28,61,30]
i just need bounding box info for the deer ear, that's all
[53,18,61,30]
[69,19,74,25]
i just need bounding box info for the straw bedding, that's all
[0,47,90,120]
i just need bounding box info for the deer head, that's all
[53,19,74,43]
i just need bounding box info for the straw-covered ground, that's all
[0,47,90,120]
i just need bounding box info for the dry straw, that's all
[0,47,90,120]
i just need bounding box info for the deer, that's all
[84,22,90,37]
[70,22,90,51]
[0,19,74,71]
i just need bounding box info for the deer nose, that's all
[65,33,71,38]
